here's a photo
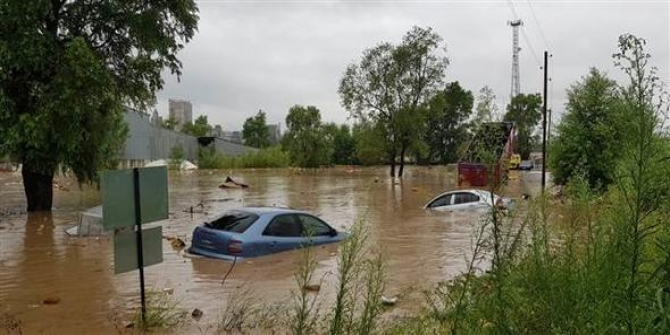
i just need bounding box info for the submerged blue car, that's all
[189,207,348,260]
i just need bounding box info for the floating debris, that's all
[303,284,321,292]
[381,296,398,306]
[219,176,249,189]
[191,308,203,321]
[42,297,60,305]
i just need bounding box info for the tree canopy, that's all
[424,81,474,164]
[339,26,448,177]
[282,105,330,168]
[503,93,543,160]
[550,68,621,190]
[182,115,211,137]
[0,0,199,211]
[242,110,271,148]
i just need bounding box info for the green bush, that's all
[197,146,290,169]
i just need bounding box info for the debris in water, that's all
[42,297,60,305]
[191,308,203,321]
[166,236,186,250]
[219,176,249,189]
[381,296,398,306]
[163,287,174,295]
[303,284,321,292]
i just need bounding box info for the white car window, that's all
[454,192,479,205]
[428,194,452,208]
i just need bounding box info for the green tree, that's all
[339,26,448,178]
[352,121,387,166]
[323,123,357,165]
[472,86,499,132]
[182,115,211,137]
[282,105,330,168]
[503,93,543,160]
[424,81,474,164]
[242,110,271,148]
[162,117,178,131]
[550,68,621,190]
[0,1,199,211]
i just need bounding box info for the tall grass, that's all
[385,34,670,335]
[198,146,290,169]
[286,218,386,335]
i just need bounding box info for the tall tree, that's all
[282,105,330,168]
[550,68,621,190]
[352,121,387,166]
[242,110,271,148]
[503,93,543,159]
[472,86,499,131]
[182,115,211,137]
[323,123,357,165]
[424,81,474,164]
[339,26,448,178]
[0,1,199,211]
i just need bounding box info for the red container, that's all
[458,162,502,187]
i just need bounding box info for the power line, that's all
[526,0,551,50]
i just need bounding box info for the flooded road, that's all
[0,167,527,334]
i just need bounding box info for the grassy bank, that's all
[198,146,290,169]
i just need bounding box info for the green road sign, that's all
[102,167,168,230]
[114,226,163,274]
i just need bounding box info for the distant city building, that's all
[168,99,193,127]
[222,130,243,144]
[267,124,282,145]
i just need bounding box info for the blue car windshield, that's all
[205,212,259,233]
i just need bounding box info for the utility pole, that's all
[508,20,523,100]
[541,51,548,194]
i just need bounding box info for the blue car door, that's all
[297,214,336,246]
[261,214,305,253]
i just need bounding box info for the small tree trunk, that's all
[22,163,55,212]
[398,145,406,178]
[389,158,396,178]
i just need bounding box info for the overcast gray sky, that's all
[155,0,669,131]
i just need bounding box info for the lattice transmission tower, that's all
[508,19,523,100]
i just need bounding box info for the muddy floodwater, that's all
[0,167,530,334]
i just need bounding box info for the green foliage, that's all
[423,81,474,164]
[181,115,211,137]
[386,33,670,335]
[472,86,499,131]
[550,68,621,190]
[243,110,271,148]
[323,123,358,165]
[503,93,543,159]
[168,145,185,170]
[339,26,448,177]
[282,105,330,168]
[352,121,388,166]
[0,0,199,210]
[132,290,185,331]
[162,117,178,131]
[197,146,289,169]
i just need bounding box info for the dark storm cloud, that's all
[156,0,669,131]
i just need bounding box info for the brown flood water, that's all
[0,167,528,334]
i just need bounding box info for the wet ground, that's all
[0,167,533,334]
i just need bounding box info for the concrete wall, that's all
[120,110,257,167]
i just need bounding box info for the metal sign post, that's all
[102,166,168,325]
[132,168,147,323]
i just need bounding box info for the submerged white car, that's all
[424,189,514,212]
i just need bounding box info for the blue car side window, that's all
[299,215,332,236]
[263,214,302,237]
